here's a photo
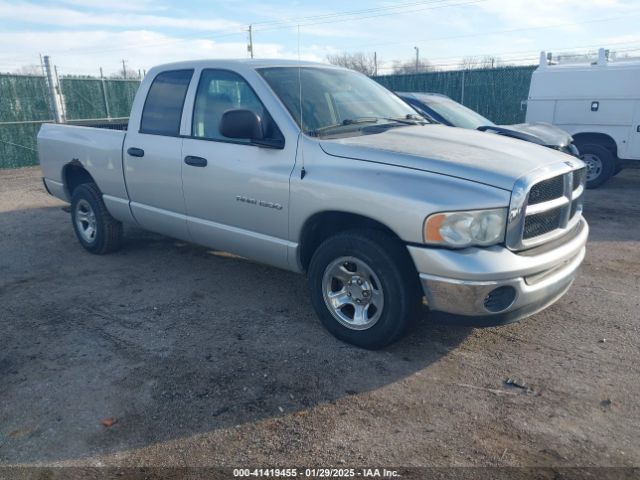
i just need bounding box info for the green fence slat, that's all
[373,65,536,124]
[0,74,51,168]
[0,75,51,122]
[60,77,108,120]
[0,122,41,168]
[1,74,141,168]
[104,80,140,118]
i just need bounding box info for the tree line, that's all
[326,51,505,75]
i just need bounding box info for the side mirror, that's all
[219,109,264,140]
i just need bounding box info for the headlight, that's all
[423,208,507,248]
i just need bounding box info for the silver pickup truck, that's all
[38,59,589,349]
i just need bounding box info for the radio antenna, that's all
[298,24,306,179]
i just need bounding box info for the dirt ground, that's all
[0,167,639,472]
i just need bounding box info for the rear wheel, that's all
[578,143,615,189]
[71,183,123,254]
[308,230,421,349]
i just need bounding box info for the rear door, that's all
[180,68,295,269]
[123,69,193,240]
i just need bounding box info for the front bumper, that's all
[408,217,588,326]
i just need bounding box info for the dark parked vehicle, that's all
[397,92,581,158]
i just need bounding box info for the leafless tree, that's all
[13,64,42,75]
[326,52,377,75]
[109,68,141,79]
[458,56,503,70]
[391,58,435,74]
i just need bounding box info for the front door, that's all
[181,69,296,269]
[123,69,193,241]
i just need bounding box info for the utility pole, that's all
[414,46,419,73]
[121,59,127,79]
[248,24,254,59]
[374,51,378,76]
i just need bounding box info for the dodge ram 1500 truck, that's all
[38,60,589,349]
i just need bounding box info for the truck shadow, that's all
[582,168,640,243]
[0,205,471,464]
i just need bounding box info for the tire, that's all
[308,229,421,349]
[578,143,615,189]
[70,183,123,254]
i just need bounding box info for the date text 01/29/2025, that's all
[232,468,400,477]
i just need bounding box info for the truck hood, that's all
[490,122,573,147]
[319,124,573,191]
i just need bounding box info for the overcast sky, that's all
[1,0,639,76]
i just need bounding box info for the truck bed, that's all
[66,118,129,131]
[38,123,129,204]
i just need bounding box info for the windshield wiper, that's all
[308,117,380,136]
[380,114,426,125]
[343,117,379,125]
[309,115,428,136]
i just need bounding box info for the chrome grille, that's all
[570,191,584,218]
[523,209,563,239]
[528,176,564,205]
[507,166,586,250]
[573,168,586,190]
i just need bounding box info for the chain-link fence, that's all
[373,65,536,124]
[0,73,141,169]
[0,74,53,168]
[1,65,537,169]
[60,77,139,120]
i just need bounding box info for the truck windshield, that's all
[258,67,421,137]
[417,95,495,129]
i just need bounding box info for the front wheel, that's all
[308,230,421,349]
[579,144,615,189]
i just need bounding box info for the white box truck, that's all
[526,48,640,188]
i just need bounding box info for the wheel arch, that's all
[572,132,618,158]
[62,161,97,198]
[297,211,404,273]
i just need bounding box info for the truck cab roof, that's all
[147,58,341,74]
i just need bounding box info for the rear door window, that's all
[140,69,193,135]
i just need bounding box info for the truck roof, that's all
[530,49,640,99]
[148,58,340,72]
[538,60,640,72]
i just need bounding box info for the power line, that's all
[252,0,483,32]
[341,10,640,52]
[248,0,462,27]
[45,0,483,55]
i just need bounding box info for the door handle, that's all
[127,147,145,157]
[184,155,208,167]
